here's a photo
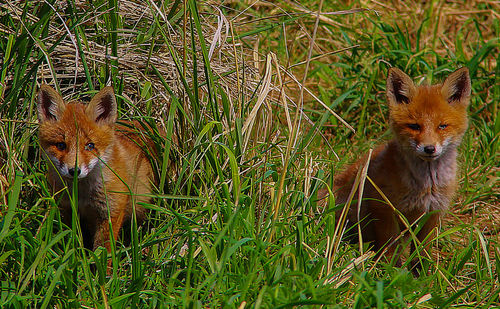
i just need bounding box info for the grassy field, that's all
[0,0,499,307]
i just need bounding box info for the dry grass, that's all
[1,0,259,116]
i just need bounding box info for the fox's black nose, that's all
[424,146,436,154]
[68,168,81,176]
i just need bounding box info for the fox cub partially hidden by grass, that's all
[327,67,471,269]
[38,85,156,252]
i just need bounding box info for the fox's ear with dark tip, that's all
[37,84,66,122]
[386,67,416,105]
[86,86,117,124]
[441,67,471,106]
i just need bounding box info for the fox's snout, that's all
[65,164,91,179]
[44,144,98,179]
[423,145,436,154]
[414,142,443,161]
[68,167,81,177]
[62,162,90,179]
[49,154,93,179]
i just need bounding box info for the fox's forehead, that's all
[53,103,97,136]
[408,86,459,118]
[60,103,92,124]
[390,85,467,126]
[412,85,447,108]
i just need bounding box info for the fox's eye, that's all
[438,124,448,130]
[407,124,421,131]
[85,143,95,151]
[55,142,66,150]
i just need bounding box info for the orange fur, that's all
[321,67,471,270]
[38,85,156,253]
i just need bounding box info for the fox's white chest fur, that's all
[398,147,458,213]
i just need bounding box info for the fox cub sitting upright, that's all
[330,67,471,268]
[38,85,156,252]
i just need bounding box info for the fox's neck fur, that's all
[398,139,458,187]
[390,138,458,212]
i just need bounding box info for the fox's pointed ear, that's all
[86,86,117,124]
[37,84,66,122]
[386,67,416,105]
[441,67,471,106]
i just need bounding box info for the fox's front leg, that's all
[410,212,440,274]
[93,198,127,274]
[58,202,72,227]
[372,204,402,266]
[93,206,127,252]
[93,193,127,252]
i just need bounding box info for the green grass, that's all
[0,0,499,307]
